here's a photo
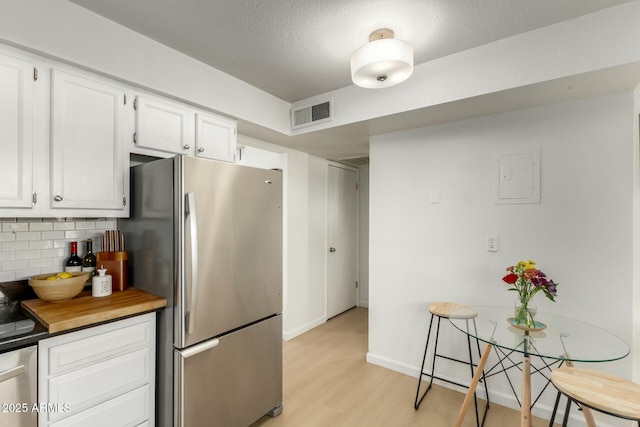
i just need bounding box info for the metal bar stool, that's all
[549,366,640,426]
[414,302,490,427]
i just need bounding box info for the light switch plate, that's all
[428,189,441,204]
[486,235,498,252]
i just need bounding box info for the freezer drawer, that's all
[175,314,282,427]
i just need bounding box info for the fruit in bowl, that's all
[29,272,89,302]
[46,272,73,281]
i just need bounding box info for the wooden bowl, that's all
[28,272,89,302]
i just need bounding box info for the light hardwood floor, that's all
[252,307,557,427]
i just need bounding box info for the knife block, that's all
[96,251,128,292]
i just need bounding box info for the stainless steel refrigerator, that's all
[120,155,283,427]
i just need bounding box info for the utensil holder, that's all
[96,251,128,292]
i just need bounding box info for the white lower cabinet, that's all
[38,313,156,427]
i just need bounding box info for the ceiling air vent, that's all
[291,99,332,130]
[338,155,370,167]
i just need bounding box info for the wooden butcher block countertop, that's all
[21,288,166,334]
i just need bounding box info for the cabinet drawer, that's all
[45,347,150,423]
[45,316,152,375]
[50,385,150,427]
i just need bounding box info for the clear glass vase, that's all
[514,299,537,328]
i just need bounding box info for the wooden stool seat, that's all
[428,302,475,318]
[551,366,640,422]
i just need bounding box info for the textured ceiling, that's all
[68,0,633,103]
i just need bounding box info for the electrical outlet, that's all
[486,235,498,252]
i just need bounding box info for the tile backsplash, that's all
[0,218,117,281]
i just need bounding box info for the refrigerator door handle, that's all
[180,338,220,359]
[185,192,199,334]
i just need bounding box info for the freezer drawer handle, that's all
[0,365,25,383]
[181,339,220,359]
[185,192,199,334]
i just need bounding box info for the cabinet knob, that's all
[54,195,63,202]
[183,144,190,150]
[329,247,336,253]
[198,147,205,153]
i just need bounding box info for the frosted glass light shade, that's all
[350,38,413,88]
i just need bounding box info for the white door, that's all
[327,165,358,318]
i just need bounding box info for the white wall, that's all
[238,136,330,339]
[368,92,635,423]
[633,85,640,384]
[358,165,370,307]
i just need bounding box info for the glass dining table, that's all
[448,305,630,427]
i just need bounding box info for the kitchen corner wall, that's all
[0,218,116,281]
[368,92,634,422]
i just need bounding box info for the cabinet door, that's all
[51,70,126,210]
[0,54,34,208]
[134,95,194,155]
[195,112,236,162]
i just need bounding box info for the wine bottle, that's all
[64,241,82,272]
[82,239,97,277]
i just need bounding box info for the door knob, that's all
[329,247,336,252]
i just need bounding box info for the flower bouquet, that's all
[502,260,558,328]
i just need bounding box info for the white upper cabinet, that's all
[0,42,242,218]
[133,95,194,156]
[195,112,237,162]
[0,54,34,208]
[51,69,127,212]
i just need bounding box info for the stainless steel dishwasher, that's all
[0,345,37,426]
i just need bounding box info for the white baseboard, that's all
[366,351,419,378]
[365,352,618,427]
[358,300,369,308]
[282,315,326,341]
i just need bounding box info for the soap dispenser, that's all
[92,265,112,297]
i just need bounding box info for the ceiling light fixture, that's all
[350,28,413,89]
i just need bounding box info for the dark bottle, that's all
[82,239,97,277]
[64,241,82,272]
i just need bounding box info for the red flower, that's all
[502,273,518,284]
